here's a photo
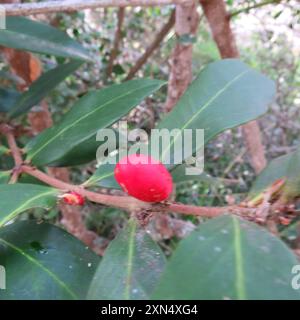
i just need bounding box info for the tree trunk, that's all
[165,0,200,112]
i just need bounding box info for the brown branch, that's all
[164,0,200,112]
[229,0,284,18]
[106,8,125,79]
[163,202,253,217]
[20,165,254,218]
[0,125,23,167]
[21,165,150,211]
[125,9,176,81]
[0,124,23,183]
[2,0,192,16]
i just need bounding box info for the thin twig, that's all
[106,7,125,79]
[0,124,22,166]
[2,0,191,16]
[0,124,23,183]
[125,9,175,80]
[20,165,254,217]
[229,0,284,18]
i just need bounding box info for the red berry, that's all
[114,154,173,202]
[62,191,85,206]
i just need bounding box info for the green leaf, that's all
[0,221,100,300]
[0,184,59,227]
[250,153,292,197]
[49,129,121,167]
[0,145,10,157]
[0,171,10,184]
[156,59,275,164]
[25,79,164,166]
[48,134,101,167]
[171,164,223,186]
[280,220,300,243]
[283,147,300,199]
[9,61,83,119]
[153,215,300,300]
[0,17,92,61]
[0,88,20,112]
[85,163,120,189]
[88,219,166,300]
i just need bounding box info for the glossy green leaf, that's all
[0,17,92,61]
[18,174,48,186]
[0,88,20,112]
[0,145,10,157]
[88,219,166,300]
[283,147,300,199]
[0,221,100,300]
[85,163,120,189]
[48,134,101,167]
[171,164,223,186]
[25,79,164,166]
[153,215,300,300]
[0,171,10,184]
[49,129,122,167]
[0,184,59,227]
[250,153,292,197]
[9,61,83,119]
[156,59,275,164]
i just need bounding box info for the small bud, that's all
[61,192,85,206]
[279,216,291,226]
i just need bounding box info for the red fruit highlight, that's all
[62,191,85,206]
[114,154,173,202]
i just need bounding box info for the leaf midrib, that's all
[124,220,137,300]
[232,216,246,300]
[160,69,250,162]
[27,83,159,162]
[0,237,77,299]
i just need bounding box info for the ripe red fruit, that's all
[114,154,173,202]
[61,191,85,206]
